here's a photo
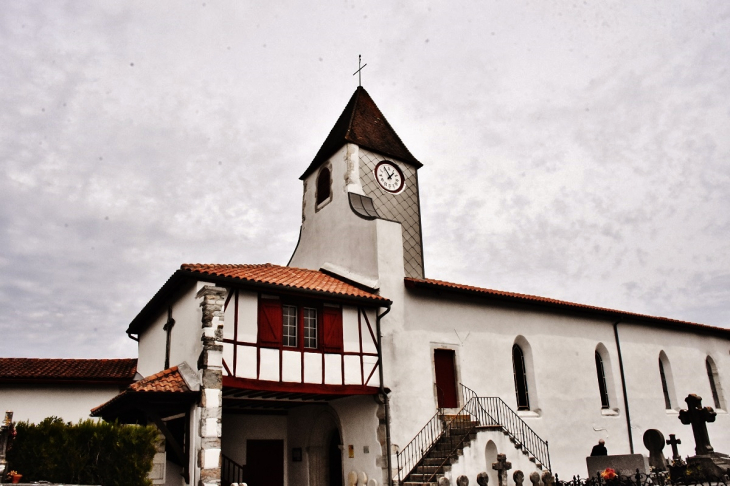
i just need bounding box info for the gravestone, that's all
[540,470,554,486]
[678,394,730,477]
[347,470,358,486]
[358,471,367,485]
[456,475,469,486]
[529,471,541,486]
[438,477,451,486]
[678,394,716,455]
[476,472,489,486]
[492,454,512,486]
[586,454,648,477]
[512,470,524,486]
[666,434,682,463]
[643,429,668,471]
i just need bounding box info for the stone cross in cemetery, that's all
[678,394,717,455]
[492,453,512,486]
[643,429,668,471]
[666,434,682,463]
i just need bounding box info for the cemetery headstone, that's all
[643,429,668,471]
[665,434,683,463]
[438,477,451,486]
[457,475,469,486]
[492,454,512,486]
[358,471,367,485]
[529,470,541,486]
[586,454,648,477]
[513,470,524,486]
[540,470,554,486]
[347,470,358,486]
[678,394,716,455]
[476,472,489,486]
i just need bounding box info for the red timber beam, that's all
[222,376,381,396]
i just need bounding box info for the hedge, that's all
[7,417,159,486]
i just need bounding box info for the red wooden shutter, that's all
[321,306,343,352]
[258,299,282,347]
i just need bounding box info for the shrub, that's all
[7,417,158,486]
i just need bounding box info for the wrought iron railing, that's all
[394,385,551,484]
[221,454,246,486]
[460,384,551,472]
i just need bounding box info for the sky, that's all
[1,1,729,359]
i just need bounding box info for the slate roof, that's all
[91,366,193,416]
[0,358,137,384]
[182,263,389,303]
[300,86,422,180]
[405,277,730,337]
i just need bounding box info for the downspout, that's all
[613,321,634,453]
[376,304,393,486]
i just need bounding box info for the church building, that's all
[85,86,729,486]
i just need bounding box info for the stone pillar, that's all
[196,285,226,486]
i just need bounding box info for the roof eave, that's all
[404,278,730,338]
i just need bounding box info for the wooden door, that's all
[434,349,458,408]
[246,440,284,486]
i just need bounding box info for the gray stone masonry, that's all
[196,285,227,486]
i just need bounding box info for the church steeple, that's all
[290,86,425,281]
[300,87,422,180]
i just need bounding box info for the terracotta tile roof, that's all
[0,358,137,384]
[91,366,193,416]
[301,86,422,180]
[181,263,389,303]
[405,277,730,337]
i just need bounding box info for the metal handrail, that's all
[394,385,551,484]
[461,384,551,472]
[221,454,246,486]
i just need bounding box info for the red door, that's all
[434,349,458,408]
[246,440,284,486]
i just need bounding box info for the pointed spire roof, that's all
[300,87,422,180]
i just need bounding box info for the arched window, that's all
[659,351,677,410]
[659,359,671,409]
[595,351,610,409]
[512,344,530,410]
[706,356,725,409]
[316,167,331,206]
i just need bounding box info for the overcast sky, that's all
[1,1,729,359]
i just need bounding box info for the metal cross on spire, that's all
[353,55,367,87]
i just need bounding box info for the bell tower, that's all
[289,86,425,282]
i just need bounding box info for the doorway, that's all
[246,440,284,486]
[434,349,458,409]
[328,429,343,486]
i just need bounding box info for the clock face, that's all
[374,161,405,193]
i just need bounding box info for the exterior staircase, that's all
[396,385,551,486]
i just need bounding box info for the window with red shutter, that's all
[257,298,283,347]
[321,305,343,352]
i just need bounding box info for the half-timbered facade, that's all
[83,86,730,486]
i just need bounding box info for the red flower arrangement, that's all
[600,468,618,480]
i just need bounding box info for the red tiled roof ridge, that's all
[180,262,389,302]
[405,276,725,332]
[0,358,137,381]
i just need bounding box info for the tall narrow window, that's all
[282,305,297,347]
[706,357,724,409]
[303,307,317,349]
[595,351,610,409]
[512,344,530,410]
[316,167,331,205]
[659,358,672,409]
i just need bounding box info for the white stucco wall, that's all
[1,384,125,424]
[382,289,730,477]
[137,280,214,377]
